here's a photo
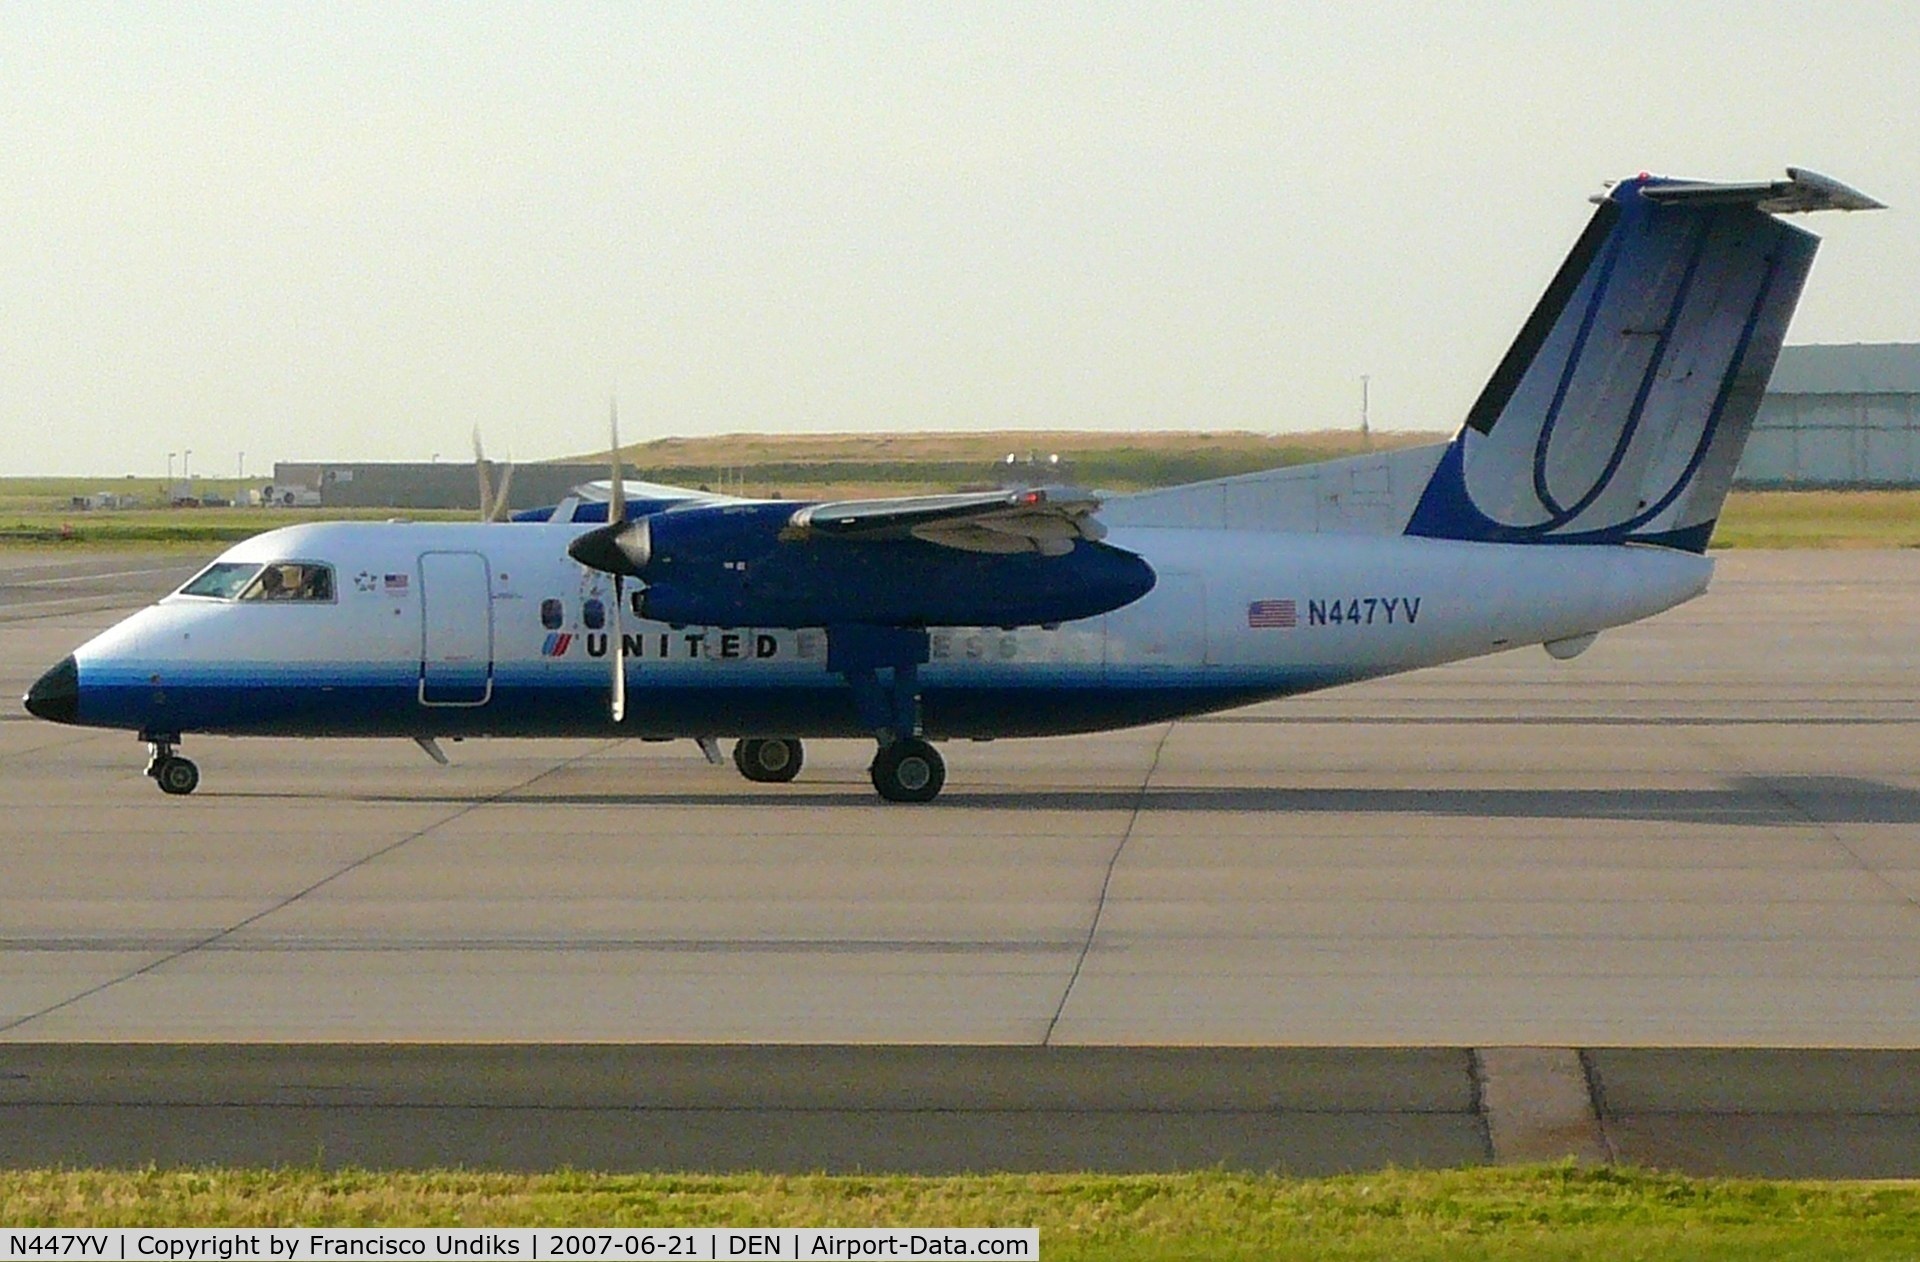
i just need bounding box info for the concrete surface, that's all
[0,552,204,623]
[0,1044,1486,1173]
[1588,1047,1920,1178]
[3,550,1916,1046]
[4,1044,1916,1174]
[2,548,1918,1173]
[1478,1046,1609,1165]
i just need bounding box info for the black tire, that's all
[156,756,200,796]
[869,738,944,803]
[733,737,803,783]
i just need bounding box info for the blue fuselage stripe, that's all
[73,663,1356,739]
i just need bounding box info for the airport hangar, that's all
[1741,342,1920,486]
[267,343,1920,513]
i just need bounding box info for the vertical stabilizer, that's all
[1406,168,1881,551]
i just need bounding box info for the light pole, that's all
[183,449,192,482]
[238,451,245,479]
[166,452,175,484]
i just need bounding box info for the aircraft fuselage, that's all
[46,519,1709,743]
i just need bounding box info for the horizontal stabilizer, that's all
[1633,167,1885,214]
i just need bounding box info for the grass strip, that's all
[0,490,1914,551]
[1710,490,1920,549]
[0,509,467,550]
[5,1166,1920,1260]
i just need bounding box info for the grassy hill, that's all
[575,428,1443,499]
[5,430,1917,549]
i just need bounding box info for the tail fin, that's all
[1406,168,1881,551]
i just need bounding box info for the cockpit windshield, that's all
[175,560,335,602]
[177,562,261,599]
[239,562,335,602]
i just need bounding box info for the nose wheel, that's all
[869,737,944,803]
[733,737,804,783]
[144,740,200,796]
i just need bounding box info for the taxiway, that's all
[2,549,1917,1173]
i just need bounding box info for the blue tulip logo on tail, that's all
[1406,169,1880,553]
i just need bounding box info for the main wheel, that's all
[155,756,200,796]
[869,737,944,803]
[733,737,804,783]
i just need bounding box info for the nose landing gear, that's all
[144,738,200,796]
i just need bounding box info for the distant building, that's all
[272,350,1920,510]
[1737,343,1920,487]
[269,462,608,512]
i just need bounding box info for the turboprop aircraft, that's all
[21,168,1883,801]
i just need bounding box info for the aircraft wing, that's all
[786,486,1108,556]
[573,478,743,506]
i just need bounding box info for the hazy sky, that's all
[3,3,1915,475]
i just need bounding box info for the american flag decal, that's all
[1247,599,1297,629]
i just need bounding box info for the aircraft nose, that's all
[23,655,79,724]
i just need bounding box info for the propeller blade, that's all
[472,427,495,523]
[608,396,628,723]
[611,575,627,724]
[489,459,515,522]
[608,397,626,526]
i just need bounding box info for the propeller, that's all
[471,428,515,522]
[562,402,641,723]
[607,399,627,724]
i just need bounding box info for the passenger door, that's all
[419,551,494,706]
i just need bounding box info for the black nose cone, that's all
[24,655,79,725]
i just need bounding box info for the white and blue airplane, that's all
[22,168,1882,801]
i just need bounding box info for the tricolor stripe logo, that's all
[1247,599,1297,629]
[541,632,575,657]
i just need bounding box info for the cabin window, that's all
[582,597,606,630]
[178,562,262,600]
[239,562,336,603]
[540,598,564,630]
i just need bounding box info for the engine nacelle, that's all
[574,502,1155,629]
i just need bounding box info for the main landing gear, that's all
[825,624,948,804]
[869,736,944,803]
[144,738,200,796]
[733,737,804,783]
[726,625,952,802]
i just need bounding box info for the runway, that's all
[2,548,1918,1173]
